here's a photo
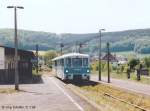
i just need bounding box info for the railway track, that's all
[60,79,150,111]
[104,93,147,111]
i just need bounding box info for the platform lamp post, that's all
[98,29,105,81]
[7,6,24,90]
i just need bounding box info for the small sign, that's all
[0,47,5,69]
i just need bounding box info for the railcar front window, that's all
[66,58,71,67]
[72,58,82,67]
[61,59,64,66]
[83,58,88,67]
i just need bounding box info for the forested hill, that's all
[1,28,150,54]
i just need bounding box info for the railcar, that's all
[52,53,90,80]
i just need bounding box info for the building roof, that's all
[102,53,117,62]
[52,53,89,61]
[0,45,32,52]
[0,45,35,58]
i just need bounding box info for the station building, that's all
[0,45,35,84]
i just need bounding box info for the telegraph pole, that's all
[7,6,24,90]
[107,42,110,83]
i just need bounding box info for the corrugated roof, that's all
[0,45,33,53]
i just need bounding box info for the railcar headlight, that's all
[87,69,90,73]
[65,70,69,73]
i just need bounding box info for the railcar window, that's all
[72,58,82,67]
[66,58,71,67]
[61,59,64,66]
[57,60,59,66]
[83,58,88,66]
[55,61,57,66]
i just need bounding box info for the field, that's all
[112,51,150,58]
[31,50,46,56]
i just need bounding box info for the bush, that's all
[104,63,112,72]
[123,64,129,73]
[143,57,150,68]
[91,61,106,72]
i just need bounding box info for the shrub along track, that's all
[62,80,150,111]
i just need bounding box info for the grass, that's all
[0,88,18,94]
[92,70,150,85]
[32,69,42,75]
[75,83,150,111]
[113,51,134,56]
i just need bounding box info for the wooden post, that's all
[107,42,110,83]
[137,64,142,81]
[36,44,38,74]
[127,64,130,79]
[137,69,140,81]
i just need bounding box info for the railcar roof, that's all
[52,53,89,61]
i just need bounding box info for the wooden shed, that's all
[0,46,35,84]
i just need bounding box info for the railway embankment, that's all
[62,80,150,111]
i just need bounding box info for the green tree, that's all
[129,58,140,70]
[44,51,57,68]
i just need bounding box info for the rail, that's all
[104,93,148,111]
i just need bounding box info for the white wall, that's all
[0,47,5,69]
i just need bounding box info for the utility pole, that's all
[99,29,105,81]
[36,44,39,74]
[79,43,82,53]
[75,41,78,53]
[7,6,24,90]
[107,42,110,83]
[78,43,86,53]
[60,43,64,55]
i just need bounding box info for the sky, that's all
[0,0,150,33]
